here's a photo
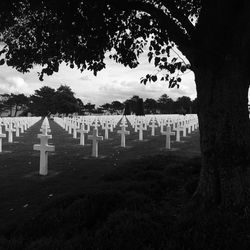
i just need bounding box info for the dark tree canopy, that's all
[28,85,80,116]
[144,98,158,113]
[175,96,192,114]
[124,95,145,115]
[29,86,56,116]
[0,0,200,85]
[54,85,79,115]
[0,93,29,116]
[110,101,124,112]
[157,94,174,113]
[83,102,95,113]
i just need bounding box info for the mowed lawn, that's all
[0,117,204,249]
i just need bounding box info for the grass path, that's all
[0,117,200,233]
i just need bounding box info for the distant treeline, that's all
[0,85,197,116]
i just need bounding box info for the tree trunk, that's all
[193,61,250,210]
[14,105,18,117]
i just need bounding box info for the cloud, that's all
[0,76,33,95]
[0,46,198,105]
[79,75,91,81]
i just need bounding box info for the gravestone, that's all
[6,122,16,143]
[103,122,110,140]
[149,119,157,136]
[77,124,89,146]
[33,134,55,176]
[117,125,130,147]
[15,122,20,137]
[162,126,175,149]
[138,122,146,141]
[173,123,181,142]
[0,125,6,153]
[88,129,103,157]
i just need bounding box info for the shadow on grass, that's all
[1,154,250,250]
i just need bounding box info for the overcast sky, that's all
[0,50,198,106]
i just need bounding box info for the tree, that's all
[0,94,11,115]
[174,96,192,114]
[191,98,198,114]
[1,1,250,210]
[124,96,144,115]
[29,86,56,116]
[144,98,157,114]
[76,98,84,114]
[157,94,174,114]
[124,101,131,116]
[0,93,29,116]
[83,103,95,113]
[28,85,80,116]
[136,98,145,116]
[110,101,124,113]
[9,93,29,116]
[54,85,79,115]
[100,103,112,113]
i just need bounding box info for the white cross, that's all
[149,119,157,136]
[33,135,55,176]
[103,122,110,140]
[160,120,165,133]
[6,122,16,143]
[68,120,73,134]
[40,125,51,135]
[120,117,128,128]
[88,129,103,157]
[138,122,146,141]
[15,122,20,137]
[24,121,28,131]
[173,123,181,142]
[134,121,139,132]
[86,121,91,132]
[38,130,52,140]
[20,121,25,133]
[117,125,130,147]
[108,122,114,132]
[72,122,78,139]
[187,120,192,134]
[0,125,6,153]
[77,124,89,146]
[162,126,175,149]
[63,118,67,130]
[179,124,187,137]
[93,120,99,131]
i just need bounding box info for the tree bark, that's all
[193,60,250,210]
[14,105,18,117]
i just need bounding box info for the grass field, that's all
[0,118,249,249]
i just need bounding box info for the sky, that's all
[0,49,197,106]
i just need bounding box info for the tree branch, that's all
[110,0,192,49]
[159,0,195,36]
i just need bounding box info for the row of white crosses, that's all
[127,114,199,149]
[33,117,55,175]
[124,114,198,149]
[53,114,199,157]
[0,117,41,152]
[54,115,125,157]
